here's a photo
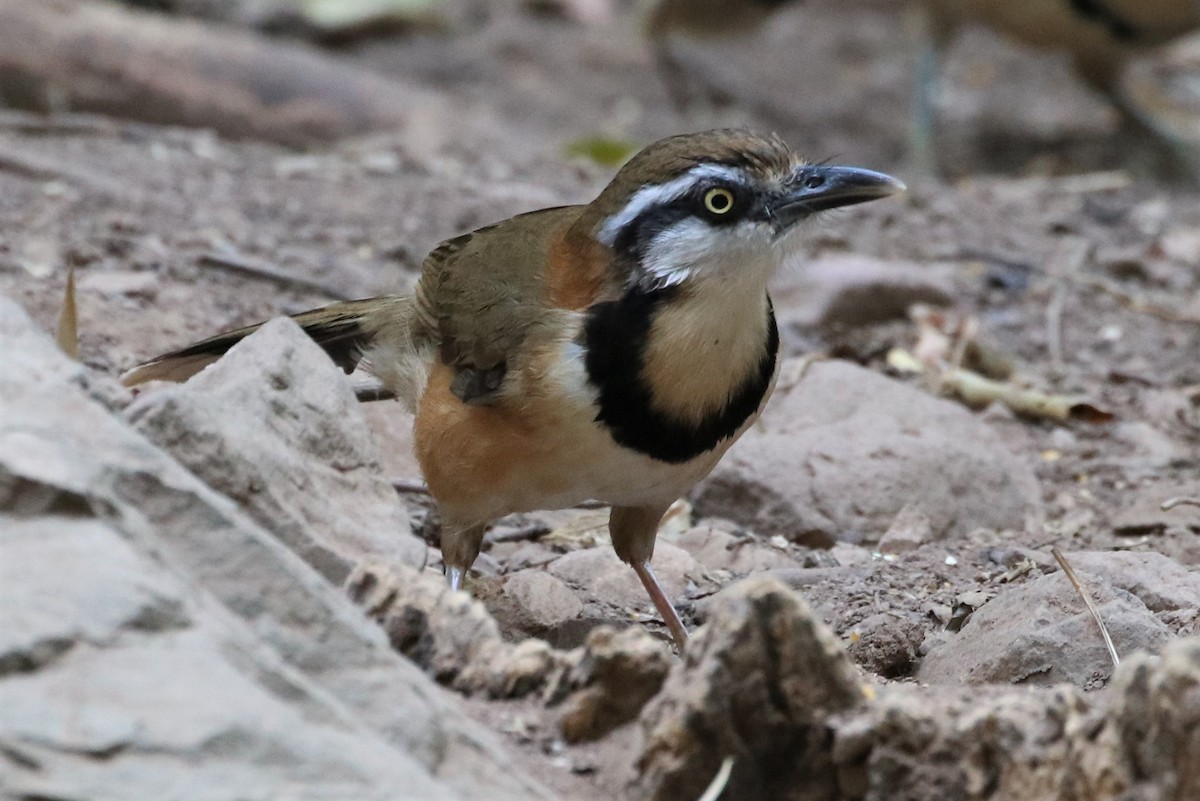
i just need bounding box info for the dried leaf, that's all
[564,136,639,168]
[938,368,1114,424]
[55,267,79,360]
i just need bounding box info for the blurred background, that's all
[3,3,1200,798]
[4,0,1200,177]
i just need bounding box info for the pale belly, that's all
[490,402,735,515]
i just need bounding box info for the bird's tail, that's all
[121,295,431,410]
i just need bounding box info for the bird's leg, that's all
[441,521,486,592]
[610,504,689,651]
[631,559,689,651]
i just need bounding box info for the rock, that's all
[0,296,548,800]
[635,577,865,801]
[128,317,425,584]
[918,556,1181,689]
[772,254,955,332]
[845,613,925,679]
[0,519,189,675]
[347,560,570,699]
[877,502,934,555]
[828,636,1200,800]
[1112,421,1193,474]
[1097,637,1200,801]
[1063,550,1200,628]
[671,522,801,574]
[493,569,585,646]
[693,360,1042,545]
[830,683,1089,801]
[0,519,458,801]
[0,0,448,148]
[547,541,703,613]
[361,403,423,479]
[552,626,672,743]
[1111,490,1200,538]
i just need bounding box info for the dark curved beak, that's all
[771,165,905,233]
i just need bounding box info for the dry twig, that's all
[1162,497,1200,511]
[1051,547,1120,668]
[1045,282,1067,374]
[697,756,735,801]
[392,478,429,495]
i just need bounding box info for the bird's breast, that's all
[582,285,779,464]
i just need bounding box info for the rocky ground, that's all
[1,1,1199,799]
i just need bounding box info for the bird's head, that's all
[582,129,905,293]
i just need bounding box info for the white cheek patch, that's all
[597,164,746,248]
[636,218,779,292]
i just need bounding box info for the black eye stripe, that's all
[611,203,692,265]
[610,183,758,263]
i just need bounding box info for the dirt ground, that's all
[2,1,1199,797]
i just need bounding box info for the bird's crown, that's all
[587,129,798,221]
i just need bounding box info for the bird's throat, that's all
[582,285,778,464]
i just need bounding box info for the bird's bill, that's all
[770,165,906,231]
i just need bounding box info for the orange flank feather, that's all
[544,229,612,310]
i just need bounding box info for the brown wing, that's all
[414,205,589,405]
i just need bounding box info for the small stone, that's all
[554,626,671,743]
[636,577,864,800]
[1111,490,1200,538]
[845,613,925,678]
[548,542,702,611]
[672,524,799,574]
[878,502,934,554]
[498,569,584,640]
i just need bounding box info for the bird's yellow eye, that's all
[703,187,735,215]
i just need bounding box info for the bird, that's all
[914,0,1200,169]
[644,0,1200,169]
[122,129,905,650]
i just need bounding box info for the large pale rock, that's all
[694,360,1042,545]
[0,518,458,801]
[917,551,1200,688]
[128,316,425,583]
[0,297,547,801]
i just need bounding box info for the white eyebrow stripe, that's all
[596,164,745,248]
